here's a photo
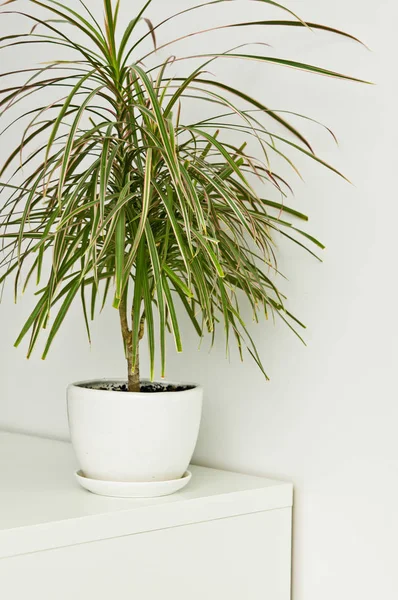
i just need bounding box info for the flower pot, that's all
[67,379,203,488]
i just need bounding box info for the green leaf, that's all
[118,0,153,65]
[131,242,145,372]
[58,85,103,204]
[145,222,166,378]
[113,206,126,306]
[176,77,314,152]
[142,271,155,380]
[125,148,153,274]
[81,282,92,344]
[163,265,193,298]
[185,53,370,84]
[162,275,182,352]
[41,277,80,359]
[45,70,95,161]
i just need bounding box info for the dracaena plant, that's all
[0,0,365,391]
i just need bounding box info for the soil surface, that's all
[81,382,195,393]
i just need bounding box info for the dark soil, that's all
[81,382,195,393]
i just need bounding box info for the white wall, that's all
[1,1,397,599]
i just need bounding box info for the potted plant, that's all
[0,0,365,496]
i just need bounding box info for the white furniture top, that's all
[0,431,292,559]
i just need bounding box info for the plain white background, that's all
[0,1,397,599]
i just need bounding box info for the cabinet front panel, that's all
[0,508,292,600]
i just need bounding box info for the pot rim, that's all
[68,377,202,396]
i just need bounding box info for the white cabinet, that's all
[0,432,293,599]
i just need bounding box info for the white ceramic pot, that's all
[67,379,203,483]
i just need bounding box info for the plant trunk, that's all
[119,295,141,393]
[127,341,140,393]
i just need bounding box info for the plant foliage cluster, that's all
[0,0,365,389]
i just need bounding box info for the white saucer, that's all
[75,470,192,498]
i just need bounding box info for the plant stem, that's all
[119,293,140,393]
[128,345,140,393]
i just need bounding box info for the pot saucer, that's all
[75,470,192,498]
